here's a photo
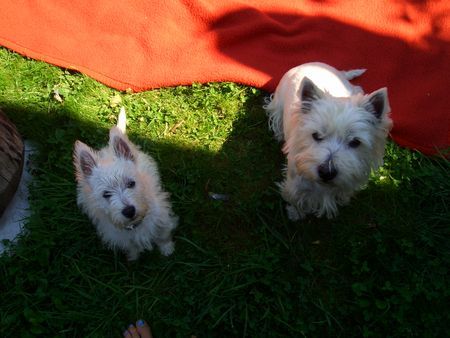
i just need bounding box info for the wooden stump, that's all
[0,109,24,216]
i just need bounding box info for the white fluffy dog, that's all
[265,62,392,219]
[73,108,177,260]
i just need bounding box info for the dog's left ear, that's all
[109,127,135,162]
[363,88,391,119]
[299,77,325,113]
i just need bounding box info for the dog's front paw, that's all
[126,249,140,261]
[286,205,303,221]
[158,241,175,256]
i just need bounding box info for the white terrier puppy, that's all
[73,108,177,260]
[265,62,392,219]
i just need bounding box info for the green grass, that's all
[0,47,449,337]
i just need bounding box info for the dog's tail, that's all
[117,107,127,133]
[263,93,284,142]
[342,68,366,80]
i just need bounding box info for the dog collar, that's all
[125,220,142,231]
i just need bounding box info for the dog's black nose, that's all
[122,205,136,219]
[318,162,338,182]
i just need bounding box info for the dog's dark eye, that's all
[127,180,136,189]
[312,132,323,142]
[349,138,361,148]
[103,191,112,199]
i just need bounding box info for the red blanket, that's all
[1,0,449,155]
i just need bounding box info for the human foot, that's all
[123,319,152,338]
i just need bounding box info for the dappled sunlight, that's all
[370,168,401,189]
[370,142,422,189]
[1,1,449,154]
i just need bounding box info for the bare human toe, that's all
[123,320,152,338]
[124,324,139,338]
[136,319,152,338]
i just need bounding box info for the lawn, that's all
[0,47,449,337]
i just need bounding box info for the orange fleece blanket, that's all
[0,0,449,155]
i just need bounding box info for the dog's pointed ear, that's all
[363,88,390,119]
[109,127,135,162]
[73,140,97,179]
[113,136,135,162]
[299,77,324,113]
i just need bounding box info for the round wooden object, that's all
[0,109,24,216]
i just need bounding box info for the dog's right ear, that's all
[109,128,135,162]
[299,77,324,113]
[73,140,97,179]
[363,87,391,120]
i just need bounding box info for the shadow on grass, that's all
[1,85,449,336]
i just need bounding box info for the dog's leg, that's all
[286,204,301,221]
[280,177,305,221]
[153,224,175,256]
[156,240,174,256]
[126,247,140,261]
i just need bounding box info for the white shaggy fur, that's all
[265,62,392,219]
[73,109,177,260]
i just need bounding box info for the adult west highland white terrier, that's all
[265,62,392,219]
[73,108,177,260]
